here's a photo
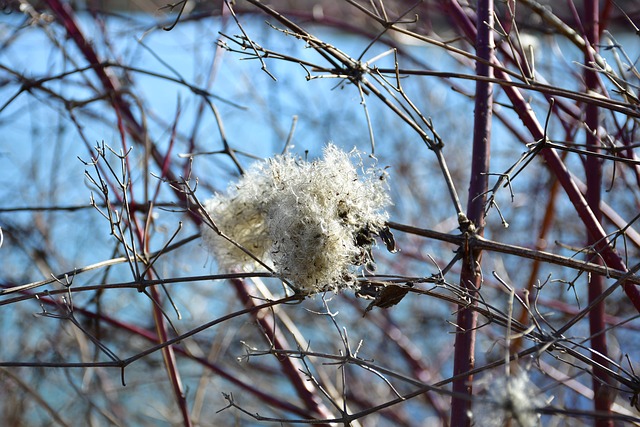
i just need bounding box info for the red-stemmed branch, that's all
[583,1,613,425]
[450,0,494,426]
[443,0,640,315]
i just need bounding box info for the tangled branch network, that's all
[201,145,393,294]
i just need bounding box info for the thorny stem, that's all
[450,1,493,426]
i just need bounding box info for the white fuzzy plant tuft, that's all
[473,371,549,427]
[201,144,392,294]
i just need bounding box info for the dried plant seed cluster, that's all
[201,145,392,293]
[473,372,548,427]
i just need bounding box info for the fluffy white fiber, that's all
[473,371,547,427]
[201,145,391,294]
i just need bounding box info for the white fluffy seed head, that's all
[201,144,391,293]
[473,371,547,427]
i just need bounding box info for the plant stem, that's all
[150,286,193,427]
[584,1,613,425]
[445,0,640,313]
[450,1,493,426]
[230,278,334,424]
